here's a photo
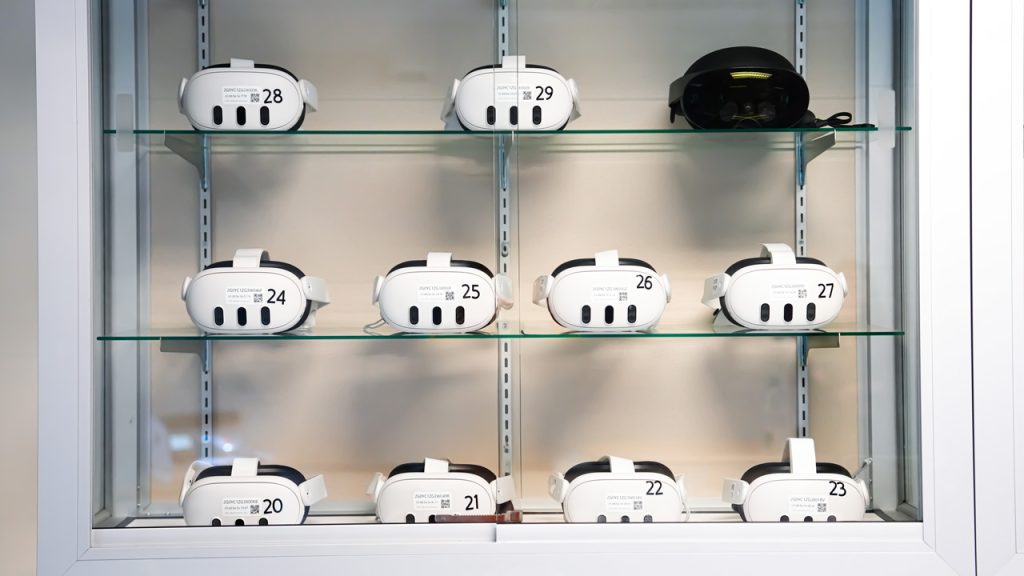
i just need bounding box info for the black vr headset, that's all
[669,46,863,129]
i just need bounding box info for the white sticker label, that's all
[788,495,828,516]
[222,497,261,517]
[413,491,453,511]
[417,284,455,303]
[769,282,810,300]
[606,494,644,512]
[222,86,261,104]
[495,84,538,104]
[592,286,629,303]
[226,286,265,304]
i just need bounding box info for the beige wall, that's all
[0,0,37,573]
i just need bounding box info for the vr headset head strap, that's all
[423,457,450,474]
[782,437,818,475]
[231,457,260,477]
[299,474,328,506]
[594,249,620,267]
[702,273,729,309]
[760,243,797,265]
[179,460,212,506]
[426,252,453,268]
[233,249,270,269]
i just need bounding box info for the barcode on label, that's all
[633,500,643,511]
[250,504,260,514]
[445,291,454,301]
[817,503,827,513]
[250,93,260,103]
[440,499,450,509]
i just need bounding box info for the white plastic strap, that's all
[423,457,450,474]
[761,243,797,265]
[594,249,620,267]
[177,78,188,113]
[440,78,459,122]
[493,476,516,504]
[366,472,386,501]
[675,474,688,501]
[179,460,211,505]
[231,457,260,478]
[502,55,526,70]
[662,274,672,303]
[299,474,328,506]
[299,79,318,112]
[701,273,730,309]
[722,478,748,505]
[302,276,330,305]
[426,252,452,268]
[495,275,515,309]
[568,78,582,121]
[232,248,268,269]
[548,473,570,503]
[605,455,635,474]
[532,275,553,305]
[371,276,384,305]
[229,58,255,69]
[783,437,818,475]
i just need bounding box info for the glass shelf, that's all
[106,125,910,167]
[98,322,903,342]
[103,126,912,136]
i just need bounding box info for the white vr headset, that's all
[367,458,515,524]
[534,250,671,332]
[723,438,869,522]
[372,252,513,333]
[182,249,330,335]
[702,243,847,330]
[179,458,327,526]
[179,58,318,131]
[549,456,689,523]
[442,55,581,131]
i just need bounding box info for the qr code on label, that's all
[445,291,455,301]
[619,292,628,301]
[253,293,264,303]
[817,503,827,513]
[250,93,260,103]
[798,289,808,298]
[250,504,260,514]
[633,500,643,511]
[440,499,451,509]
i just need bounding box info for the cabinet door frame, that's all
[972,1,1024,575]
[35,0,978,574]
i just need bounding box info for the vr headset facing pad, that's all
[182,248,330,335]
[723,438,869,522]
[368,458,515,523]
[179,458,327,526]
[702,243,846,330]
[549,456,689,523]
[442,55,581,131]
[179,58,318,131]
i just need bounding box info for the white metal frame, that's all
[972,1,1024,575]
[36,0,978,574]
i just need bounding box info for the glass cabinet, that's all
[36,0,982,574]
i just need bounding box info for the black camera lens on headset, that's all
[669,46,811,129]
